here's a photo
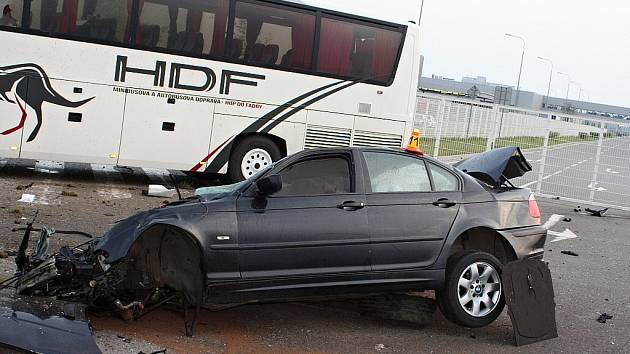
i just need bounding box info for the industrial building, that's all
[419,75,630,121]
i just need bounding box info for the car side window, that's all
[275,157,352,196]
[364,152,431,193]
[429,163,459,191]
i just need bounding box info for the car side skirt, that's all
[205,269,445,304]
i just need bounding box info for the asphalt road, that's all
[0,161,629,353]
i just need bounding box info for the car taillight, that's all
[529,194,541,221]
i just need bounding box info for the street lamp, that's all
[572,82,582,113]
[557,71,571,109]
[537,56,553,110]
[572,81,581,101]
[506,33,525,106]
[418,0,425,26]
[581,89,588,102]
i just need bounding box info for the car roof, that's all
[295,147,449,166]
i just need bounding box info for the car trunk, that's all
[455,147,532,190]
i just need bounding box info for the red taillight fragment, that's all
[529,194,541,220]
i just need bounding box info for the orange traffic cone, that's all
[405,129,423,155]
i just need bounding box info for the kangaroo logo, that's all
[0,64,94,142]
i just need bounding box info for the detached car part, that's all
[503,259,558,346]
[0,303,101,354]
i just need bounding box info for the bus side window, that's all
[317,17,403,85]
[231,1,315,69]
[0,1,22,28]
[28,0,129,44]
[136,0,229,57]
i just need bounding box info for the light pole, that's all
[557,71,571,109]
[418,0,425,26]
[537,56,553,110]
[572,82,582,113]
[506,33,525,106]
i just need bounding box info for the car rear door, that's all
[361,150,462,271]
[236,150,370,279]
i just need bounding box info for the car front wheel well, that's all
[448,227,517,264]
[126,224,205,304]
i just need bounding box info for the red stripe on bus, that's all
[1,94,27,136]
[190,137,233,172]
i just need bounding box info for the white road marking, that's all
[548,229,579,243]
[606,168,620,174]
[543,214,565,230]
[520,157,594,188]
[588,182,607,192]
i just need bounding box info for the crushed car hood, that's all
[455,147,532,187]
[93,200,209,263]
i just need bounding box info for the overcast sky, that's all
[302,0,628,108]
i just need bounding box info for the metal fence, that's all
[415,93,630,211]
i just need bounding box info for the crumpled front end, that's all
[10,200,210,336]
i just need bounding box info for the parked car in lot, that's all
[17,146,546,331]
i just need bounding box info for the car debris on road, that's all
[503,259,558,346]
[597,313,613,324]
[142,185,177,198]
[0,301,101,354]
[560,251,579,257]
[585,207,609,217]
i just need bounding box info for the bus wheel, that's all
[228,136,282,182]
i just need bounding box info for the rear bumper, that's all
[498,225,547,260]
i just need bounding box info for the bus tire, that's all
[228,136,282,182]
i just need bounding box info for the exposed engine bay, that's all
[4,211,204,336]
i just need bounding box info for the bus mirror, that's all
[256,175,283,196]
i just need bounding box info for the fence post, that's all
[485,105,500,152]
[588,122,605,201]
[535,118,552,194]
[433,98,446,157]
[421,98,429,136]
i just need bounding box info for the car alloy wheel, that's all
[457,261,502,318]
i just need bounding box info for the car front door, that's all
[236,150,370,279]
[361,151,462,271]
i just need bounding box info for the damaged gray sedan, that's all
[11,146,547,334]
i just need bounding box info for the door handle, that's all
[432,198,457,208]
[337,201,366,211]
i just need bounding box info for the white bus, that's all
[0,0,421,181]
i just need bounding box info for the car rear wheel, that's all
[228,136,282,182]
[436,251,505,328]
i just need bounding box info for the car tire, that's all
[436,251,505,328]
[228,136,282,182]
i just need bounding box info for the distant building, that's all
[462,76,487,85]
[419,75,630,121]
